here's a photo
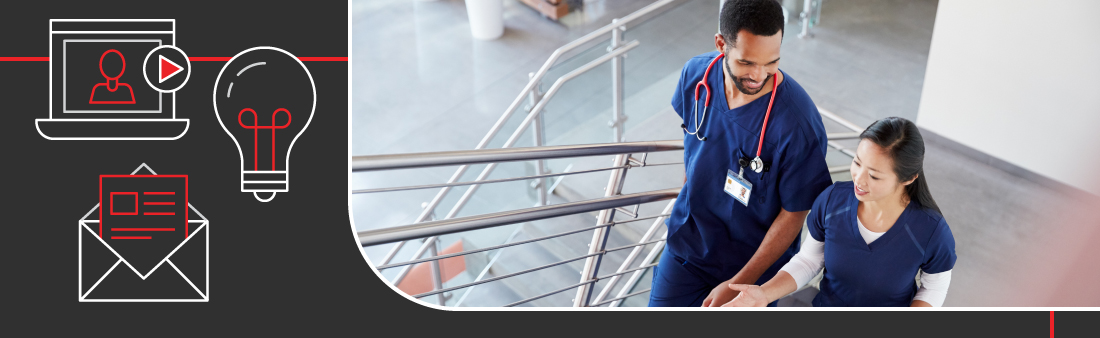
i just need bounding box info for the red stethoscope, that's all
[680,53,778,174]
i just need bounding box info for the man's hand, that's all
[722,284,769,307]
[701,282,739,307]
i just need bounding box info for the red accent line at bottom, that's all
[111,236,152,239]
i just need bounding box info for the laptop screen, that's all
[50,20,175,119]
[64,40,162,113]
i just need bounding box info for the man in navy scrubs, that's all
[649,0,832,307]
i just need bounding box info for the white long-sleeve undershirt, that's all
[779,220,952,307]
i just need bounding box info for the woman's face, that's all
[850,140,909,203]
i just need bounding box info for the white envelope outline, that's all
[78,163,209,302]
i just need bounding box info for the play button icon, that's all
[160,55,183,83]
[143,45,190,93]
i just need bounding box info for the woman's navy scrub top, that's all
[650,51,833,306]
[809,181,957,307]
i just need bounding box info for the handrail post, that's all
[609,19,626,143]
[528,73,549,206]
[798,0,815,39]
[428,240,446,305]
[573,154,630,306]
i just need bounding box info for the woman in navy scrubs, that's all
[723,117,957,307]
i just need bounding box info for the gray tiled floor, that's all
[352,0,1100,307]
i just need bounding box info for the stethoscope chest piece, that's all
[750,156,765,173]
[740,156,770,174]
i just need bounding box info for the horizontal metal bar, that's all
[503,279,592,307]
[359,188,680,246]
[828,140,857,158]
[409,237,667,300]
[604,238,666,255]
[818,106,864,133]
[353,165,627,194]
[375,213,671,270]
[829,165,849,174]
[390,236,436,286]
[609,212,673,225]
[353,162,681,194]
[590,288,651,307]
[595,262,659,281]
[503,262,659,307]
[826,132,861,140]
[414,252,600,299]
[378,224,610,270]
[353,139,680,172]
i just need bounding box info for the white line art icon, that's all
[213,47,316,202]
[78,163,209,302]
[37,19,191,140]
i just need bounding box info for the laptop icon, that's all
[36,19,189,140]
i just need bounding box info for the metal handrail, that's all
[358,188,680,247]
[352,162,680,195]
[352,140,681,172]
[414,239,666,300]
[375,213,671,270]
[378,0,684,267]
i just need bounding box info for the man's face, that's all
[722,29,782,95]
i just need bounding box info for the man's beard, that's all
[726,59,772,95]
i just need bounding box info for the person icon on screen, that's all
[89,49,136,104]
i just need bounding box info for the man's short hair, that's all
[720,0,785,47]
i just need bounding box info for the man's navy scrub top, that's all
[808,182,957,307]
[667,51,832,283]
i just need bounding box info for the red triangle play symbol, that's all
[159,55,183,83]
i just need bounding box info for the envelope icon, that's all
[78,163,209,302]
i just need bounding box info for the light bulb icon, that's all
[213,47,315,202]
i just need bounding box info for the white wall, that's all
[917,0,1100,195]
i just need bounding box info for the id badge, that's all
[724,169,752,206]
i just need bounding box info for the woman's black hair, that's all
[858,117,941,214]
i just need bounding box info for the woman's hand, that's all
[721,284,769,307]
[701,282,740,307]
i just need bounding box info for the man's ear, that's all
[714,33,727,53]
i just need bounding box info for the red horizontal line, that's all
[189,57,230,61]
[111,236,151,239]
[143,212,175,216]
[143,191,175,195]
[298,57,348,61]
[190,57,347,62]
[143,202,175,205]
[2,56,346,62]
[0,57,49,61]
[112,228,175,231]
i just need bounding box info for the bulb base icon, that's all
[213,47,316,202]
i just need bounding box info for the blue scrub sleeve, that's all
[806,184,833,242]
[920,219,957,274]
[671,63,689,119]
[777,131,833,212]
